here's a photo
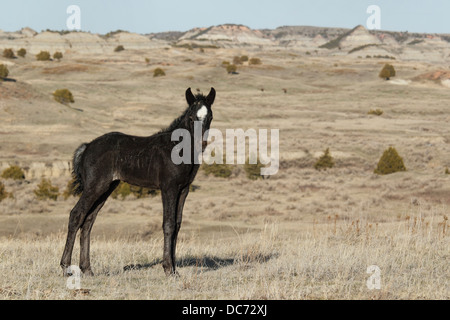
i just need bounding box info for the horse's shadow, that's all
[123,253,275,273]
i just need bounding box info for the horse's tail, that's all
[71,143,87,195]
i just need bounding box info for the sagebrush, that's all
[1,165,25,180]
[34,178,59,201]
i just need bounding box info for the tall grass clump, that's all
[202,151,233,178]
[244,157,265,180]
[202,157,233,178]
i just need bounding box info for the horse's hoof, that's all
[82,269,95,277]
[167,271,180,278]
[163,268,179,277]
[61,265,71,277]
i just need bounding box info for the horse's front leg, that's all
[172,186,189,266]
[161,189,179,276]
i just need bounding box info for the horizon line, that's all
[3,23,450,36]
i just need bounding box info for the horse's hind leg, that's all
[60,183,111,276]
[79,181,119,276]
[60,193,96,275]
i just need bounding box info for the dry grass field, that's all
[0,44,449,299]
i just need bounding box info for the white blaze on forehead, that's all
[196,105,208,122]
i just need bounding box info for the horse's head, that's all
[185,87,215,130]
[185,87,215,126]
[185,87,215,151]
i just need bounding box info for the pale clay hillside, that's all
[0,24,449,299]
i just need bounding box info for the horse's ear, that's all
[206,87,215,106]
[185,87,196,105]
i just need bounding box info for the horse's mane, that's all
[159,93,207,133]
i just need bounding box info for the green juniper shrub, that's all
[36,51,51,61]
[0,64,9,80]
[368,109,383,116]
[379,63,396,80]
[374,147,406,175]
[114,45,125,52]
[226,64,237,74]
[53,89,75,104]
[314,148,335,171]
[153,67,166,77]
[1,165,25,180]
[53,51,63,61]
[17,48,26,58]
[2,48,15,59]
[34,178,59,201]
[240,55,249,62]
[249,57,262,65]
[233,56,243,65]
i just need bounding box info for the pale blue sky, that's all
[0,0,449,34]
